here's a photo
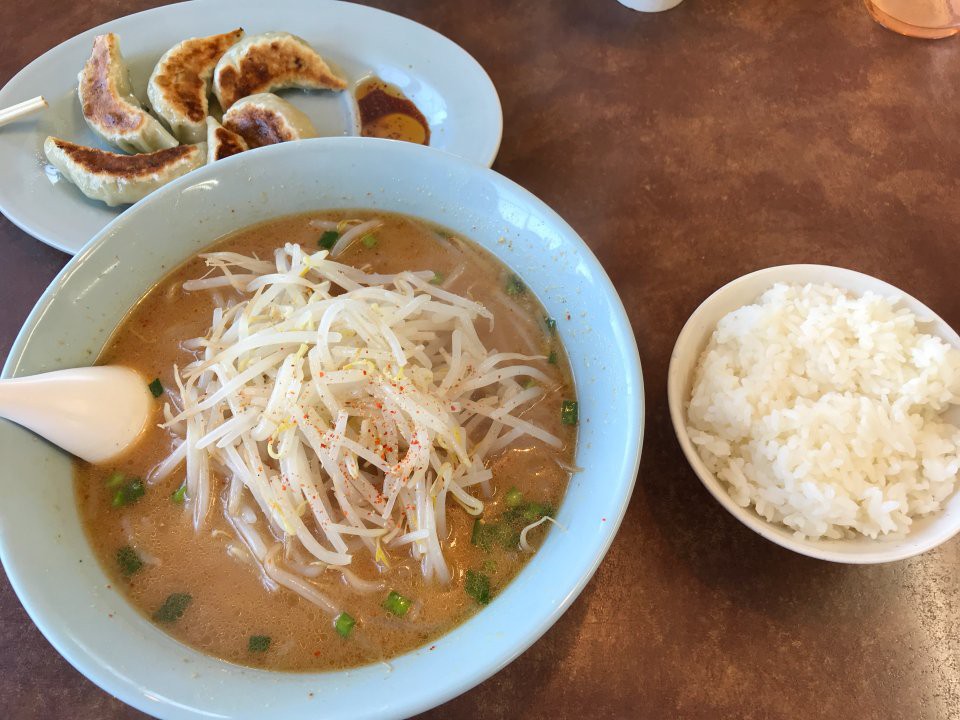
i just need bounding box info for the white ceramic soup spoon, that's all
[0,366,152,463]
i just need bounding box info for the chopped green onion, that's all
[547,351,558,365]
[522,378,537,390]
[116,546,143,576]
[171,483,187,503]
[471,518,500,551]
[148,378,164,398]
[105,470,126,489]
[248,635,271,652]
[361,233,378,249]
[429,271,444,285]
[561,399,579,426]
[383,590,412,617]
[153,593,192,623]
[523,501,556,522]
[472,518,519,551]
[465,570,491,605]
[471,518,489,550]
[112,478,145,507]
[545,316,557,333]
[478,498,559,552]
[319,230,339,250]
[505,275,525,296]
[503,499,555,526]
[334,612,356,638]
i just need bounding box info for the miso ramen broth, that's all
[75,211,576,671]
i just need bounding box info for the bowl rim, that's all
[667,263,960,564]
[0,137,644,719]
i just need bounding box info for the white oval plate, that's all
[0,0,502,255]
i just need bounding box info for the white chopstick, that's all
[0,96,47,127]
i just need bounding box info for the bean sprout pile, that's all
[150,229,562,613]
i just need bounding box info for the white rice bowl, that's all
[687,282,960,540]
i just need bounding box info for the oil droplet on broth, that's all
[356,78,431,145]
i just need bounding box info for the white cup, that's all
[617,0,683,11]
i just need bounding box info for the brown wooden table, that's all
[2,1,959,718]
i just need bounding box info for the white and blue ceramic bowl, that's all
[0,138,644,720]
[668,264,960,564]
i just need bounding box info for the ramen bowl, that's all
[0,138,643,719]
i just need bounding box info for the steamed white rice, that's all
[686,282,960,540]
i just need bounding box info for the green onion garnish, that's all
[561,399,578,426]
[471,518,501,551]
[545,317,557,333]
[105,470,126,489]
[475,498,559,553]
[334,612,356,638]
[504,488,524,508]
[112,478,145,507]
[547,351,558,365]
[505,275,525,296]
[171,483,187,503]
[319,230,339,250]
[383,590,412,617]
[465,570,491,605]
[429,271,444,285]
[148,378,164,398]
[248,635,271,652]
[503,498,555,526]
[522,378,537,390]
[523,501,556,522]
[153,593,192,623]
[471,518,519,551]
[116,545,143,576]
[361,233,378,249]
[471,518,488,550]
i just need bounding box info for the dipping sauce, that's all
[356,78,430,145]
